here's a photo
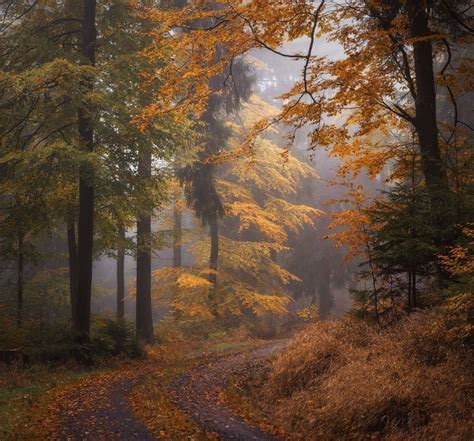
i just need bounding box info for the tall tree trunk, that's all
[173,206,182,268]
[67,220,78,323]
[17,232,24,327]
[208,214,219,314]
[136,149,154,345]
[116,226,125,321]
[74,0,96,341]
[407,1,450,222]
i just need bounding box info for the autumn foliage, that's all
[0,1,473,439]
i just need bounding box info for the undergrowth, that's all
[227,299,473,440]
[0,315,137,364]
[0,363,103,440]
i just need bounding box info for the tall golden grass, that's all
[262,304,473,440]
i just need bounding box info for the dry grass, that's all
[237,307,473,440]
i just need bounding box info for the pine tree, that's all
[368,183,438,312]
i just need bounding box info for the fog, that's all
[89,36,366,320]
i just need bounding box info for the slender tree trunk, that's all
[117,226,125,321]
[209,214,218,286]
[407,269,412,312]
[67,220,78,323]
[407,1,450,220]
[17,232,24,327]
[208,214,219,314]
[388,276,398,319]
[75,0,96,341]
[412,266,417,308]
[173,206,182,268]
[171,204,182,319]
[136,149,154,345]
[355,190,380,325]
[317,259,332,319]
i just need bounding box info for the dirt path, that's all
[46,368,156,440]
[170,341,286,441]
[45,342,284,440]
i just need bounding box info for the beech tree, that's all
[74,0,97,342]
[139,0,473,251]
[152,96,321,323]
[0,1,186,341]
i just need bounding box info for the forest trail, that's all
[45,367,156,440]
[170,341,286,441]
[44,342,284,440]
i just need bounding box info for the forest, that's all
[0,0,472,440]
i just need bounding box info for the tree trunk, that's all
[209,214,218,286]
[208,214,219,314]
[171,205,182,319]
[407,1,450,221]
[407,269,412,312]
[317,259,332,319]
[74,0,96,341]
[17,232,24,327]
[136,149,154,345]
[412,266,417,308]
[173,206,182,268]
[116,226,125,321]
[67,220,78,323]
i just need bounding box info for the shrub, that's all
[91,317,137,358]
[0,313,138,365]
[259,308,473,440]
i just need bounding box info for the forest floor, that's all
[0,338,285,440]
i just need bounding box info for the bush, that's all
[246,313,293,339]
[0,313,138,365]
[258,308,473,440]
[91,317,137,358]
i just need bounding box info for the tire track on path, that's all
[170,341,286,441]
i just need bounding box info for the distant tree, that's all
[178,59,253,311]
[153,96,321,324]
[116,225,125,321]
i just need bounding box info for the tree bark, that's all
[117,226,125,321]
[75,0,96,342]
[136,149,154,345]
[173,206,182,268]
[17,232,24,327]
[407,1,450,221]
[67,220,78,323]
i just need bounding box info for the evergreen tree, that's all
[367,183,438,312]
